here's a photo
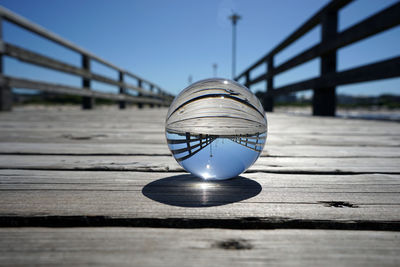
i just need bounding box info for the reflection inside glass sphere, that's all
[165,78,267,180]
[166,131,266,180]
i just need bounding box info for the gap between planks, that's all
[1,216,399,231]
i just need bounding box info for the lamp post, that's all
[212,63,218,77]
[229,13,241,79]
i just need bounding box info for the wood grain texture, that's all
[2,0,400,262]
[0,228,399,267]
[1,109,399,147]
[0,170,399,222]
[2,143,400,158]
[1,154,399,173]
[0,107,399,265]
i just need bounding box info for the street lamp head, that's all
[229,12,241,79]
[229,13,241,25]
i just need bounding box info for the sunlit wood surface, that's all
[0,107,399,266]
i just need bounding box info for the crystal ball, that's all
[165,78,267,180]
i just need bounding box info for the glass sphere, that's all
[165,78,267,180]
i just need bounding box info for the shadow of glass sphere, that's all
[142,174,262,207]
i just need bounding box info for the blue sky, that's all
[1,0,399,96]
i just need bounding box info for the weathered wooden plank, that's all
[0,128,398,146]
[1,143,400,158]
[0,228,399,267]
[0,109,398,165]
[2,123,399,137]
[0,142,172,155]
[0,170,399,222]
[1,108,398,134]
[0,154,399,173]
[263,145,400,158]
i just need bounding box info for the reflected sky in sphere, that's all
[165,78,267,180]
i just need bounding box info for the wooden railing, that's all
[235,0,400,116]
[0,6,174,111]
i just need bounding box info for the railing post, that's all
[157,88,162,107]
[157,88,162,108]
[0,16,12,111]
[81,55,94,109]
[244,71,250,89]
[137,79,143,109]
[149,85,154,108]
[264,57,274,112]
[313,9,337,116]
[119,71,126,109]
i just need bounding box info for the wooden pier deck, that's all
[0,107,399,266]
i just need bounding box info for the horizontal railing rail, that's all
[235,0,400,116]
[0,6,174,111]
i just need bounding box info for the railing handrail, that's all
[236,0,352,80]
[0,6,168,93]
[0,5,173,110]
[234,0,400,116]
